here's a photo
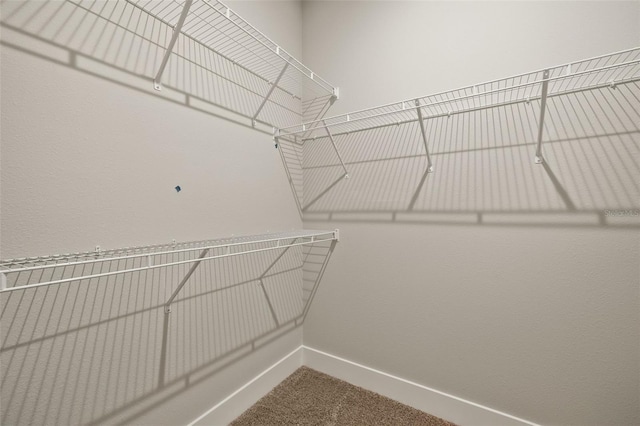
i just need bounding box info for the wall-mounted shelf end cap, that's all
[332,87,340,100]
[334,229,340,241]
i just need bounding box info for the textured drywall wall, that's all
[0,1,305,424]
[301,2,640,425]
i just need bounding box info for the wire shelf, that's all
[279,47,640,139]
[1,0,338,128]
[126,0,338,128]
[0,230,339,294]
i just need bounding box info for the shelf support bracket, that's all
[415,99,434,173]
[257,240,298,327]
[153,0,193,91]
[301,240,337,323]
[323,121,349,179]
[535,69,550,164]
[165,248,209,314]
[252,62,289,126]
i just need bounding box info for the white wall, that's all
[302,2,640,425]
[0,1,304,424]
[302,1,640,114]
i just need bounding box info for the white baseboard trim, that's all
[188,345,303,426]
[187,344,538,426]
[303,345,539,426]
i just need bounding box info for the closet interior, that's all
[1,0,638,425]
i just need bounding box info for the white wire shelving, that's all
[0,229,339,316]
[126,0,338,129]
[1,0,338,128]
[278,47,640,174]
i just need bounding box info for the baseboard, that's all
[303,346,539,426]
[188,344,539,426]
[188,345,303,426]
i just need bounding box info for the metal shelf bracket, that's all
[252,62,289,127]
[255,239,300,326]
[301,238,337,322]
[323,120,350,179]
[415,99,434,173]
[534,69,550,164]
[165,247,210,314]
[153,0,193,91]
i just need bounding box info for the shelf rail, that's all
[278,47,640,167]
[0,230,339,317]
[128,0,338,128]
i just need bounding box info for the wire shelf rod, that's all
[298,75,640,141]
[279,56,640,136]
[186,4,287,80]
[0,232,339,293]
[121,0,300,100]
[0,231,337,275]
[128,0,335,96]
[59,0,340,129]
[320,60,636,128]
[279,60,640,140]
[206,0,334,92]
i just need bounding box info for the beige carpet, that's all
[231,366,456,425]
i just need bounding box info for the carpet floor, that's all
[231,366,456,425]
